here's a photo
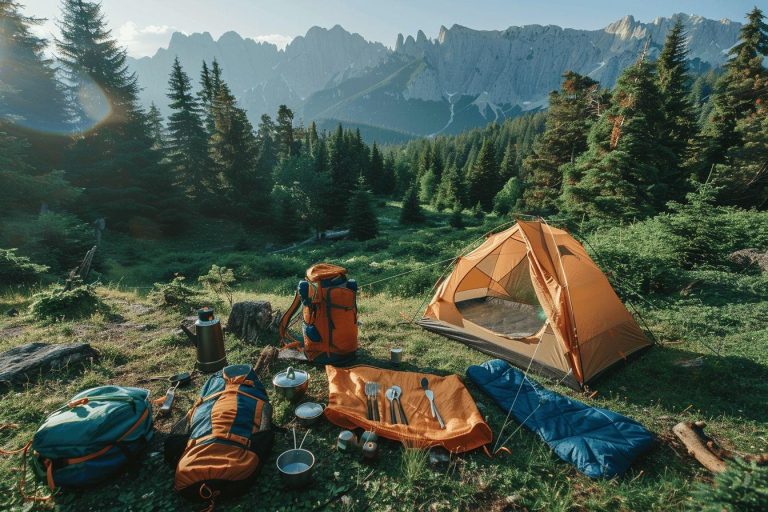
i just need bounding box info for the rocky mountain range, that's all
[128,14,742,138]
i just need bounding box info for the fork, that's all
[364,382,373,420]
[365,381,380,421]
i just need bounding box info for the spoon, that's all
[391,385,408,425]
[420,377,445,429]
[385,387,397,424]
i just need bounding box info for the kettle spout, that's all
[180,324,197,346]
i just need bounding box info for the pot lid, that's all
[273,366,309,387]
[295,402,323,419]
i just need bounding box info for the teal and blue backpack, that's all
[30,385,154,490]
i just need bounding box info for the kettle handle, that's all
[286,366,295,380]
[180,324,197,346]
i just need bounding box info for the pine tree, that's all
[56,0,184,232]
[347,176,379,240]
[700,7,768,206]
[418,169,438,204]
[701,7,768,175]
[561,60,667,224]
[56,0,139,129]
[656,17,697,199]
[368,141,386,194]
[493,177,522,215]
[209,81,270,221]
[499,140,518,183]
[329,124,356,199]
[197,60,219,135]
[435,163,465,209]
[521,72,599,213]
[167,57,211,198]
[146,103,167,151]
[400,184,424,224]
[255,114,277,174]
[0,0,69,132]
[275,104,295,160]
[380,152,397,196]
[0,129,79,212]
[448,201,464,229]
[466,138,499,211]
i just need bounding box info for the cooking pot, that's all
[272,367,309,402]
[276,448,315,488]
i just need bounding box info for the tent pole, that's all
[541,217,585,386]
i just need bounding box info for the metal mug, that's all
[337,430,357,451]
[390,348,403,365]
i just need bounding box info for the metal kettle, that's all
[181,307,227,373]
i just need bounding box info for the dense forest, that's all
[1,0,767,279]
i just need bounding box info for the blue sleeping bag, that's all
[467,359,654,478]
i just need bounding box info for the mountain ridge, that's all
[128,13,741,138]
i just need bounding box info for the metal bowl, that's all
[276,448,315,488]
[295,402,325,427]
[272,366,310,402]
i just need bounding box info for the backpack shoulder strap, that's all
[278,292,303,348]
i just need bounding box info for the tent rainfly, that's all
[418,220,652,389]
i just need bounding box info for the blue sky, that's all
[22,0,760,57]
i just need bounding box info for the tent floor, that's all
[455,297,545,339]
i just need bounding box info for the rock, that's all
[728,248,768,272]
[0,342,98,387]
[226,301,276,343]
[127,303,154,316]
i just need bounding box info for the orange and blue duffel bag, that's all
[168,364,273,505]
[28,385,153,490]
[279,263,359,365]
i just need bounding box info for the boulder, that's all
[226,301,277,343]
[728,248,768,272]
[0,342,98,387]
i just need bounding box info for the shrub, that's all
[198,265,236,307]
[29,282,109,321]
[0,212,93,274]
[149,275,205,312]
[385,267,441,297]
[449,203,464,229]
[691,458,768,511]
[585,217,687,295]
[400,186,425,225]
[0,248,49,284]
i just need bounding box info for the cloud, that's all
[253,34,293,49]
[117,21,179,57]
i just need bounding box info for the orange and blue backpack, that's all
[167,364,273,505]
[279,263,359,365]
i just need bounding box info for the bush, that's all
[0,212,93,274]
[585,217,687,295]
[149,275,205,312]
[29,282,109,321]
[385,267,441,297]
[198,265,236,307]
[0,248,49,284]
[691,458,768,511]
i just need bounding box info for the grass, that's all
[1,202,767,511]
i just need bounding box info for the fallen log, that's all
[673,421,727,473]
[673,421,768,473]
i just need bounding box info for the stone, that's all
[728,249,768,272]
[0,342,98,387]
[226,301,276,344]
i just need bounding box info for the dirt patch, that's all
[0,325,26,339]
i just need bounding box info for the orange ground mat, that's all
[324,365,493,453]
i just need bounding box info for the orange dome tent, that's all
[418,220,652,389]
